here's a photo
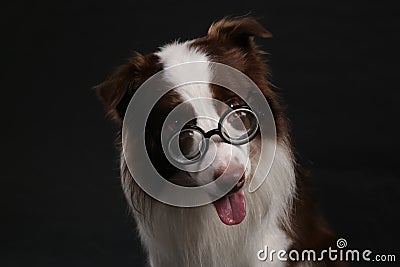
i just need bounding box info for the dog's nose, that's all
[213,164,245,182]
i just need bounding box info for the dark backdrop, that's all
[2,1,399,266]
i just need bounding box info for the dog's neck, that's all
[121,142,296,266]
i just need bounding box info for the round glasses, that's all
[167,105,259,164]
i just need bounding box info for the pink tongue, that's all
[213,191,246,225]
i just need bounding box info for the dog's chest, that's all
[136,204,292,267]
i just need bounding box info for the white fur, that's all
[123,41,296,267]
[155,41,217,131]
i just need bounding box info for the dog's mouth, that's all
[212,177,246,226]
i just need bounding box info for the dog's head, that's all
[97,18,288,226]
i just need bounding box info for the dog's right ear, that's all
[95,52,160,124]
[208,17,272,47]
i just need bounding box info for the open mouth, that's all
[212,177,246,226]
[228,177,245,194]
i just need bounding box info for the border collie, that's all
[97,17,346,267]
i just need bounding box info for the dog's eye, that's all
[220,97,244,115]
[168,128,205,163]
[220,107,259,145]
[226,97,242,108]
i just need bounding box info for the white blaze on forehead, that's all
[156,41,219,132]
[156,41,251,185]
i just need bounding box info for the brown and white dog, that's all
[97,18,345,267]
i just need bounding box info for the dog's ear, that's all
[95,52,160,124]
[208,17,271,46]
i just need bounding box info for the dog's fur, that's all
[97,18,346,267]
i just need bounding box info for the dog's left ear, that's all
[95,56,138,124]
[208,17,272,46]
[95,52,160,124]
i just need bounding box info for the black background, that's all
[2,1,399,266]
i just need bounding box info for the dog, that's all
[97,17,346,267]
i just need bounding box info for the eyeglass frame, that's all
[167,105,260,164]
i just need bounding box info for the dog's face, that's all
[146,86,253,187]
[97,18,286,226]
